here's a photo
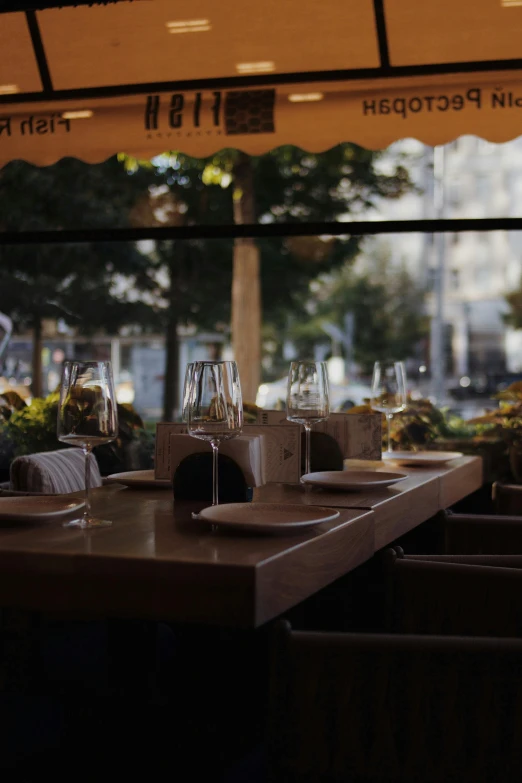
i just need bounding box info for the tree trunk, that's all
[163,255,180,422]
[231,153,261,403]
[31,315,43,398]
[207,342,223,361]
[163,308,179,421]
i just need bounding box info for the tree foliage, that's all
[131,144,414,328]
[284,246,428,375]
[505,283,522,330]
[0,148,414,335]
[0,145,416,406]
[0,156,158,334]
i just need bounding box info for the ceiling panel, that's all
[385,0,522,66]
[37,0,380,90]
[0,12,42,93]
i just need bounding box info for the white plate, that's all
[105,470,171,489]
[0,496,85,524]
[197,502,340,534]
[382,451,463,467]
[301,470,408,491]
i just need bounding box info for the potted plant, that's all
[347,397,507,483]
[0,390,154,478]
[467,382,522,483]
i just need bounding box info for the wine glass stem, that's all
[211,441,219,506]
[304,425,312,475]
[83,445,92,521]
[386,414,393,454]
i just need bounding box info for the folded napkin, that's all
[10,448,102,494]
[0,488,58,497]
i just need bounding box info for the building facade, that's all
[368,136,522,388]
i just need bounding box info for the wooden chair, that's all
[444,509,522,554]
[493,481,522,515]
[268,620,522,783]
[385,547,522,637]
[403,552,522,567]
[429,483,522,555]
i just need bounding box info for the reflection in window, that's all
[476,264,492,289]
[427,267,437,291]
[450,269,460,289]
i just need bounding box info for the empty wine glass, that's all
[186,360,243,506]
[181,362,195,423]
[286,361,330,476]
[370,361,407,456]
[57,360,118,528]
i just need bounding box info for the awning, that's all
[2,0,522,166]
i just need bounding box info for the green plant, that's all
[389,398,479,450]
[0,390,27,423]
[466,383,522,442]
[0,391,154,475]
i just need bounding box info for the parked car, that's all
[448,373,522,400]
[256,377,373,411]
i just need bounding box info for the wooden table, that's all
[255,456,483,551]
[0,456,482,628]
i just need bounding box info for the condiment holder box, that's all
[256,410,382,460]
[155,423,301,483]
[169,433,264,487]
[155,411,381,482]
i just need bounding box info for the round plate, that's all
[105,470,171,489]
[197,502,340,534]
[382,451,463,467]
[0,496,85,524]
[301,470,408,491]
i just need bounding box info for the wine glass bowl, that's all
[181,362,195,423]
[57,361,118,528]
[370,361,407,456]
[186,361,243,506]
[286,361,330,476]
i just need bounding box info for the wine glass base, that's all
[381,451,396,459]
[191,512,218,532]
[63,517,112,529]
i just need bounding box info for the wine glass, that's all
[181,362,195,423]
[370,361,407,457]
[57,360,118,528]
[186,360,243,506]
[286,361,330,476]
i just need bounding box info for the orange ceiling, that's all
[3,0,522,166]
[385,0,522,66]
[0,13,41,93]
[2,0,379,93]
[3,0,522,97]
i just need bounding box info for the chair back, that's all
[269,621,522,783]
[386,548,522,637]
[493,482,522,516]
[404,553,522,568]
[445,510,522,554]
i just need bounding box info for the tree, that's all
[123,159,234,418]
[0,144,415,410]
[0,154,234,416]
[505,282,522,329]
[0,157,157,396]
[284,248,428,375]
[230,153,261,405]
[151,143,414,400]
